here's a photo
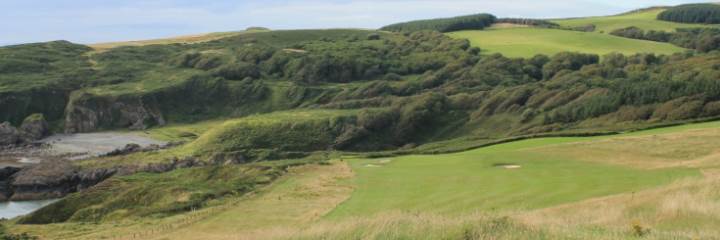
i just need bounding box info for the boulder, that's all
[20,113,50,141]
[0,122,21,146]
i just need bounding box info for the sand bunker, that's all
[365,158,394,168]
[493,163,522,169]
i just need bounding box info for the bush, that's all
[213,62,260,80]
[542,52,599,79]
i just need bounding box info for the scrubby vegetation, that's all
[380,13,496,32]
[1,28,719,157]
[0,224,35,240]
[657,3,720,24]
[18,159,314,224]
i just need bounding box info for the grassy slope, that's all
[13,120,720,240]
[446,28,685,58]
[552,8,720,33]
[73,109,363,169]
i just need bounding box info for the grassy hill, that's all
[552,8,720,33]
[446,28,685,58]
[5,3,720,240]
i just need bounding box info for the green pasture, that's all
[447,28,685,58]
[552,8,719,33]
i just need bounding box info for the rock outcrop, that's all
[9,160,78,201]
[0,122,21,146]
[64,93,166,133]
[0,113,52,147]
[7,160,118,201]
[19,113,50,141]
[0,166,21,201]
[0,156,206,201]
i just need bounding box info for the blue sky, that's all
[0,0,703,45]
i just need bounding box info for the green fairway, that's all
[329,135,700,218]
[552,8,719,33]
[446,28,685,58]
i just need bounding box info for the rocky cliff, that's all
[0,156,207,202]
[64,93,166,133]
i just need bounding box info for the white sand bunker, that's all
[493,163,522,169]
[365,158,394,168]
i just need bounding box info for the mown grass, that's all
[552,8,720,33]
[328,137,699,218]
[446,28,685,58]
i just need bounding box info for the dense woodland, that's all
[380,14,496,32]
[657,3,720,24]
[610,27,720,52]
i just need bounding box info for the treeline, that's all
[380,13,497,32]
[611,27,720,52]
[379,14,564,33]
[495,18,559,28]
[657,4,720,24]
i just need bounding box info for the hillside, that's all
[8,120,720,239]
[3,3,720,240]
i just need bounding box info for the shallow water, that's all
[0,199,59,219]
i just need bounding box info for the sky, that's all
[0,0,705,46]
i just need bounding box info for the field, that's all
[10,119,720,239]
[552,8,720,34]
[446,28,685,58]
